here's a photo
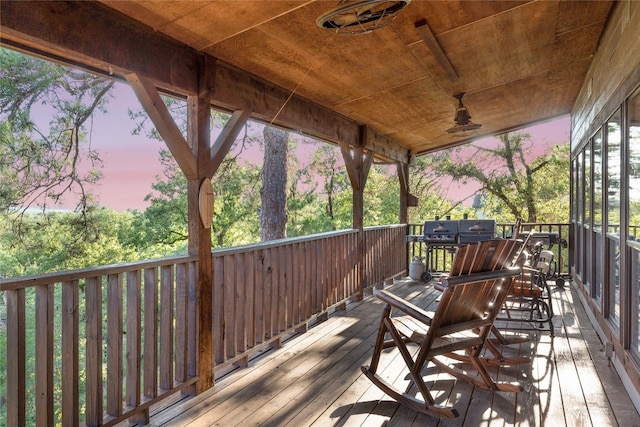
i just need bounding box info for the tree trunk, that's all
[260,125,288,241]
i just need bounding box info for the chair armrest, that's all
[441,267,521,287]
[374,289,432,326]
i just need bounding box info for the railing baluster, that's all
[224,255,236,360]
[61,280,79,427]
[245,251,255,348]
[126,270,142,409]
[159,265,174,391]
[6,288,26,427]
[235,254,246,354]
[278,246,287,330]
[291,243,300,325]
[187,261,197,379]
[85,276,103,426]
[107,273,123,417]
[254,250,265,345]
[35,284,54,426]
[143,267,158,398]
[265,248,274,339]
[175,263,188,382]
[301,241,309,319]
[213,255,225,364]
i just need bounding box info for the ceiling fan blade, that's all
[331,12,360,26]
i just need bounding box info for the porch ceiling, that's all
[1,1,614,156]
[96,0,612,155]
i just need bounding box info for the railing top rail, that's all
[505,222,570,227]
[0,254,198,291]
[363,224,407,231]
[1,228,370,290]
[212,229,359,256]
[408,222,571,228]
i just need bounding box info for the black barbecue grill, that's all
[423,219,458,243]
[408,218,498,282]
[457,219,496,244]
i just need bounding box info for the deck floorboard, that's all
[148,279,640,427]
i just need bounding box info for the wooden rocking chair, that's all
[361,239,523,418]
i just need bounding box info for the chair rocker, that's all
[361,239,523,418]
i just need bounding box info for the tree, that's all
[126,149,262,253]
[406,156,469,223]
[286,151,319,237]
[431,132,569,222]
[260,125,289,241]
[0,208,138,277]
[0,47,114,216]
[309,144,350,231]
[364,165,400,226]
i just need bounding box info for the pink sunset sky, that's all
[62,82,571,211]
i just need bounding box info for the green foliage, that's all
[123,150,263,252]
[287,156,320,237]
[406,156,465,222]
[0,47,114,213]
[211,158,261,247]
[431,132,570,222]
[364,165,400,226]
[0,208,139,277]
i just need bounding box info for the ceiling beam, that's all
[0,0,199,94]
[126,73,198,180]
[207,109,252,178]
[0,0,411,164]
[415,20,458,82]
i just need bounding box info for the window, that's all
[585,143,592,227]
[629,88,640,244]
[594,131,603,231]
[628,88,640,353]
[593,131,604,299]
[607,112,622,235]
[607,109,622,325]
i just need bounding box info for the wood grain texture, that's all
[146,279,640,427]
[1,0,614,159]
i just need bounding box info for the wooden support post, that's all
[340,126,373,298]
[187,88,214,393]
[398,160,412,276]
[398,161,409,225]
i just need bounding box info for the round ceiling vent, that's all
[316,0,411,35]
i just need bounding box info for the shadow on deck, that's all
[146,279,640,427]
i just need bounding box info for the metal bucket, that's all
[409,256,426,281]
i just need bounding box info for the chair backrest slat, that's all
[432,240,521,328]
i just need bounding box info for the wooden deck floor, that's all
[148,279,640,427]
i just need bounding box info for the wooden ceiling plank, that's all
[2,0,614,157]
[199,1,316,49]
[125,73,198,180]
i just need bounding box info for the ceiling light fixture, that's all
[316,0,411,35]
[446,92,482,133]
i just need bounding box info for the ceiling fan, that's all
[446,93,483,133]
[316,0,411,35]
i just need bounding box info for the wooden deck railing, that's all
[0,225,407,426]
[362,224,408,290]
[407,222,571,276]
[209,229,361,372]
[1,256,200,427]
